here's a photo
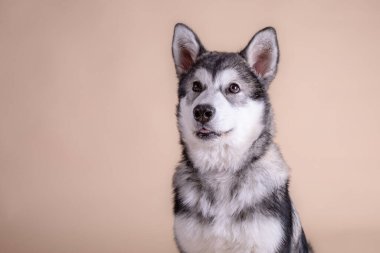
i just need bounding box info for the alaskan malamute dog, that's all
[171,23,311,253]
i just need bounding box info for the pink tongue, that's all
[199,128,210,133]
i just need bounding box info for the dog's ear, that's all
[240,27,279,86]
[172,23,205,77]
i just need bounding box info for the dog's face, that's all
[172,24,279,167]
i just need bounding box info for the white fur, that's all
[174,144,289,253]
[178,68,265,172]
[174,143,289,212]
[175,213,283,253]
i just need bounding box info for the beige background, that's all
[1,0,380,252]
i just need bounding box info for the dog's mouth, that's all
[195,127,232,140]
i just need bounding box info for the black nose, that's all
[193,104,215,124]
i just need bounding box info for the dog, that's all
[171,23,311,253]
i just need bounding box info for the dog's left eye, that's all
[228,83,240,94]
[192,81,203,92]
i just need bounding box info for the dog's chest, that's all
[175,205,282,253]
[174,171,283,253]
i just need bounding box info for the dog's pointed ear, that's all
[240,27,279,86]
[172,23,205,77]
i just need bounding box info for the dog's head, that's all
[172,24,279,169]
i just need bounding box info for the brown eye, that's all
[192,81,202,92]
[228,83,240,94]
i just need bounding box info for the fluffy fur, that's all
[171,23,311,253]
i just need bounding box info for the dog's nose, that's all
[193,104,215,124]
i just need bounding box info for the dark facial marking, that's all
[177,52,267,102]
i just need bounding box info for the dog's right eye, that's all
[228,83,240,94]
[192,81,203,92]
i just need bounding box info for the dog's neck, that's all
[182,129,273,173]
